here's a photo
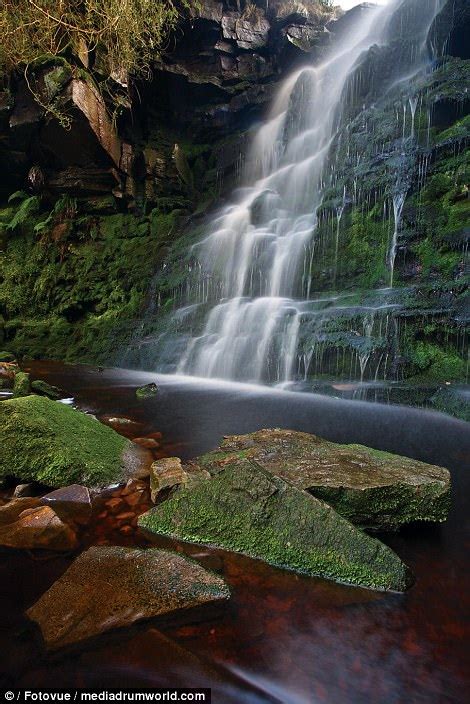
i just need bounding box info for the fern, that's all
[8,190,29,204]
[34,195,77,234]
[6,195,41,231]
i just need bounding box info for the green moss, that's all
[139,459,413,592]
[0,204,180,362]
[31,379,61,399]
[202,431,451,532]
[405,341,466,382]
[310,482,451,531]
[0,394,133,487]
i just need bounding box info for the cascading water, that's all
[127,0,449,387]
[177,4,395,382]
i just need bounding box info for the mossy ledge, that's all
[0,395,148,488]
[139,459,414,592]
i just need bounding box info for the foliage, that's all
[242,3,266,22]
[3,194,41,232]
[275,1,333,20]
[0,0,195,86]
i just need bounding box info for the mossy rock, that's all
[0,395,149,488]
[135,383,159,399]
[13,371,31,397]
[31,379,61,400]
[139,458,413,592]
[200,429,451,531]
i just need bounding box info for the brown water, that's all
[1,361,469,703]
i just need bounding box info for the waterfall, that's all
[147,0,446,385]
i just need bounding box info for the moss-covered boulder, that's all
[31,379,61,400]
[0,395,150,488]
[197,429,451,531]
[139,458,413,592]
[12,371,31,397]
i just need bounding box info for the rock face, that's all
[0,1,337,203]
[69,79,122,168]
[0,395,150,488]
[0,504,78,551]
[27,546,230,650]
[198,429,451,531]
[139,457,413,592]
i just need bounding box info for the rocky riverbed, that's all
[0,360,468,701]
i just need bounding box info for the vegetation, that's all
[0,1,194,85]
[275,1,334,20]
[0,196,180,361]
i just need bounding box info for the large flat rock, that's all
[139,458,413,592]
[0,395,150,488]
[196,429,451,530]
[27,546,230,650]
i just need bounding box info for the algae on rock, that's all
[139,457,413,592]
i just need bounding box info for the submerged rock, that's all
[198,429,451,531]
[27,546,230,650]
[139,458,413,592]
[0,395,150,488]
[135,382,159,399]
[0,505,78,551]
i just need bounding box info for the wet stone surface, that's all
[27,545,230,651]
[201,429,452,531]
